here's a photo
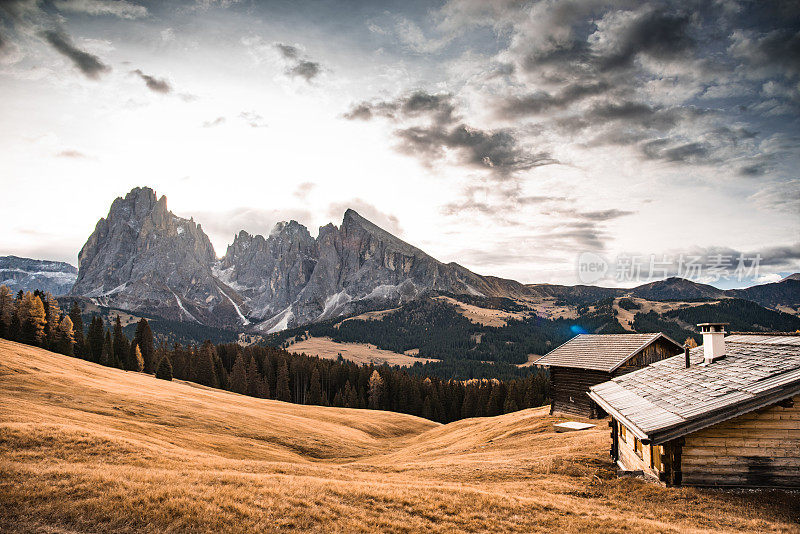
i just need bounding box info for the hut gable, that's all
[535,333,682,418]
[589,334,800,488]
[534,333,682,373]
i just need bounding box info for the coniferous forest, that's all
[0,286,550,423]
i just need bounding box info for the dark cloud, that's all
[132,69,171,93]
[287,60,321,81]
[395,124,556,176]
[731,28,800,77]
[274,42,322,82]
[641,139,710,163]
[202,116,225,128]
[572,209,635,222]
[344,91,456,124]
[345,91,552,177]
[495,81,610,118]
[41,29,110,79]
[274,43,299,59]
[597,8,695,71]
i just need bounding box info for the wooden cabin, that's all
[534,333,682,418]
[588,330,800,488]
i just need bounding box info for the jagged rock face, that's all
[264,209,497,330]
[215,222,317,320]
[70,187,245,327]
[71,187,513,332]
[0,256,77,295]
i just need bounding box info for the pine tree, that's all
[0,285,14,339]
[113,316,129,369]
[156,356,173,381]
[195,341,219,388]
[276,361,291,401]
[101,330,114,367]
[229,354,248,394]
[56,315,74,356]
[42,293,61,351]
[461,385,477,419]
[246,356,261,397]
[87,316,104,363]
[308,366,322,405]
[368,369,383,409]
[134,318,155,373]
[69,302,85,358]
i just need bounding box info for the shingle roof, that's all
[533,333,682,372]
[588,338,800,444]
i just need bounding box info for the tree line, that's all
[0,285,550,423]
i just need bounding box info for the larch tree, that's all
[368,369,383,409]
[134,318,155,373]
[19,292,46,346]
[69,302,85,358]
[132,343,144,372]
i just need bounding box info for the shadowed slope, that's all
[1,340,798,533]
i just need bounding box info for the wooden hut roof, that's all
[588,335,800,445]
[533,333,682,373]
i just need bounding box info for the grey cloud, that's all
[730,28,800,77]
[274,42,322,82]
[287,60,321,81]
[395,123,556,176]
[192,207,314,249]
[293,181,315,199]
[202,116,225,128]
[55,149,88,158]
[573,209,635,222]
[642,139,710,163]
[326,199,403,236]
[239,111,267,127]
[495,81,610,118]
[344,90,456,124]
[41,29,110,79]
[53,0,148,19]
[275,43,299,60]
[595,8,696,71]
[132,69,171,93]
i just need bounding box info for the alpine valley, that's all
[17,186,799,367]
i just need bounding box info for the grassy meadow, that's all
[1,339,798,533]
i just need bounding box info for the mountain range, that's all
[4,186,798,334]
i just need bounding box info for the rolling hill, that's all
[1,340,798,533]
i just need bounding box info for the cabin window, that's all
[619,422,627,443]
[651,444,662,471]
[634,437,642,458]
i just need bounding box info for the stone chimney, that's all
[697,323,728,364]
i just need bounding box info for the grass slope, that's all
[2,339,798,533]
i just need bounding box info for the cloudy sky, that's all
[0,0,798,287]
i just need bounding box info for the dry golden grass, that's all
[1,339,798,533]
[288,336,438,367]
[433,296,529,327]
